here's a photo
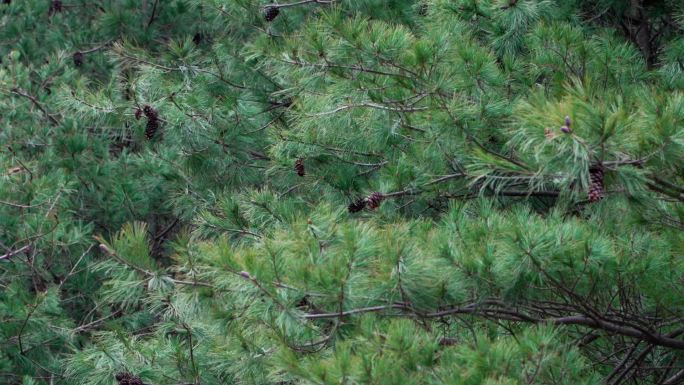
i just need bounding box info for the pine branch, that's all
[95,240,214,289]
[307,102,428,117]
[662,369,684,385]
[8,87,60,125]
[280,58,417,80]
[267,0,334,9]
[146,0,159,27]
[301,302,684,349]
[0,245,31,261]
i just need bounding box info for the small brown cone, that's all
[142,105,160,140]
[347,198,367,213]
[48,0,62,15]
[263,5,279,22]
[365,192,384,210]
[588,165,605,202]
[115,372,146,385]
[73,51,84,67]
[294,158,305,177]
[145,120,160,140]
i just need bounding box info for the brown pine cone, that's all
[115,372,146,385]
[48,0,62,15]
[588,165,605,202]
[142,105,160,140]
[263,5,279,22]
[72,51,84,67]
[365,192,384,210]
[347,198,367,213]
[294,158,305,177]
[145,119,160,140]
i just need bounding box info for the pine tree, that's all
[1,1,683,384]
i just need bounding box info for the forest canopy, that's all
[1,0,684,384]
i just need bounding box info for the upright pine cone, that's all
[115,372,146,385]
[365,192,384,210]
[72,51,84,67]
[347,198,367,213]
[294,158,305,177]
[560,115,572,134]
[263,5,280,22]
[142,105,160,140]
[588,165,605,202]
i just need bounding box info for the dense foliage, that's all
[1,0,684,384]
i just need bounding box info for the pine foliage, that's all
[1,0,683,384]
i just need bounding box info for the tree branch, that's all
[300,302,684,350]
[0,245,31,261]
[9,87,60,125]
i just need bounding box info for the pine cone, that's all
[48,0,62,15]
[145,120,159,140]
[347,198,367,213]
[143,105,158,120]
[263,5,280,22]
[588,165,605,202]
[294,158,305,177]
[193,32,203,45]
[72,51,84,67]
[115,372,146,385]
[142,105,160,140]
[560,115,572,134]
[365,192,384,210]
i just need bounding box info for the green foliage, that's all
[1,0,683,384]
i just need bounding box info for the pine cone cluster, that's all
[294,158,305,177]
[115,372,146,385]
[263,5,279,22]
[560,115,572,134]
[139,105,161,140]
[72,51,84,67]
[347,192,385,213]
[588,165,605,202]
